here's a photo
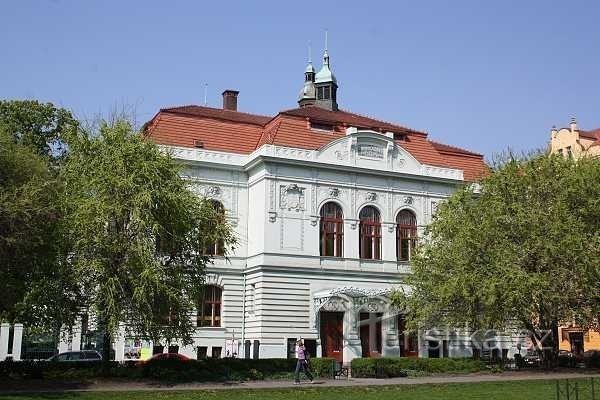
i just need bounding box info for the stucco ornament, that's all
[329,187,340,198]
[334,150,348,160]
[205,186,221,197]
[268,211,277,223]
[366,302,380,313]
[280,184,306,211]
[366,192,377,202]
[403,196,413,205]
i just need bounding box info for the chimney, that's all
[222,90,239,111]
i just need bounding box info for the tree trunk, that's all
[101,330,112,374]
[549,320,559,369]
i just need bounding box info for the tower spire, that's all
[323,29,330,67]
[298,41,316,107]
[314,29,338,111]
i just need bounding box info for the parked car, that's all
[558,350,576,367]
[583,350,600,368]
[522,351,541,367]
[47,350,102,362]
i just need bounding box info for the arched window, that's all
[197,285,222,327]
[205,200,225,256]
[359,206,381,260]
[320,202,344,257]
[396,210,417,261]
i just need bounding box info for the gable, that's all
[317,129,423,174]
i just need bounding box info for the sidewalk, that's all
[2,371,600,394]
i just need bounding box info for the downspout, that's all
[241,267,246,358]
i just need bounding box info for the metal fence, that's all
[556,378,597,400]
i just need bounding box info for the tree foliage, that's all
[0,129,80,327]
[60,118,235,360]
[393,153,600,358]
[0,100,78,159]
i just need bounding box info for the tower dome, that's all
[315,49,336,84]
[298,45,317,107]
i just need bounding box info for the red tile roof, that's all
[161,105,272,126]
[580,128,600,141]
[145,104,487,181]
[280,106,428,137]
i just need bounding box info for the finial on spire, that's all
[308,41,312,64]
[322,29,330,67]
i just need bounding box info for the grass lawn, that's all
[0,380,570,400]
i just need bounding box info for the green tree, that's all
[0,100,78,159]
[60,118,235,364]
[393,153,600,366]
[0,129,80,328]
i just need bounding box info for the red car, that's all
[138,352,191,365]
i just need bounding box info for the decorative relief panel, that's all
[280,184,306,211]
[358,143,384,159]
[365,191,377,202]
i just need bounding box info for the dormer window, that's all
[311,122,334,132]
[394,133,407,141]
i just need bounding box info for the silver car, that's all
[47,350,102,362]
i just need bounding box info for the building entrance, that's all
[360,312,382,357]
[320,311,344,362]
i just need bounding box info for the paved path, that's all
[2,371,600,394]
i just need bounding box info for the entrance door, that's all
[360,312,382,358]
[570,332,585,356]
[398,315,418,357]
[320,311,344,362]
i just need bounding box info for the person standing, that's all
[294,339,314,385]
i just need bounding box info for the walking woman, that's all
[294,339,314,385]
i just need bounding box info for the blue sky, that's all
[1,0,599,159]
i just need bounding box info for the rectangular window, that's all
[197,286,222,327]
[197,346,207,359]
[360,224,381,260]
[212,346,222,358]
[287,338,297,359]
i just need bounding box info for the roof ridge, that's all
[429,139,482,157]
[338,108,428,136]
[161,104,273,124]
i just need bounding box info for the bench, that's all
[333,361,349,379]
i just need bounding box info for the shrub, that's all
[307,358,337,378]
[0,357,342,382]
[350,357,486,378]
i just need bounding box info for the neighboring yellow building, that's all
[559,326,600,355]
[550,117,600,159]
[551,118,600,355]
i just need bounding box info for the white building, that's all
[138,48,503,364]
